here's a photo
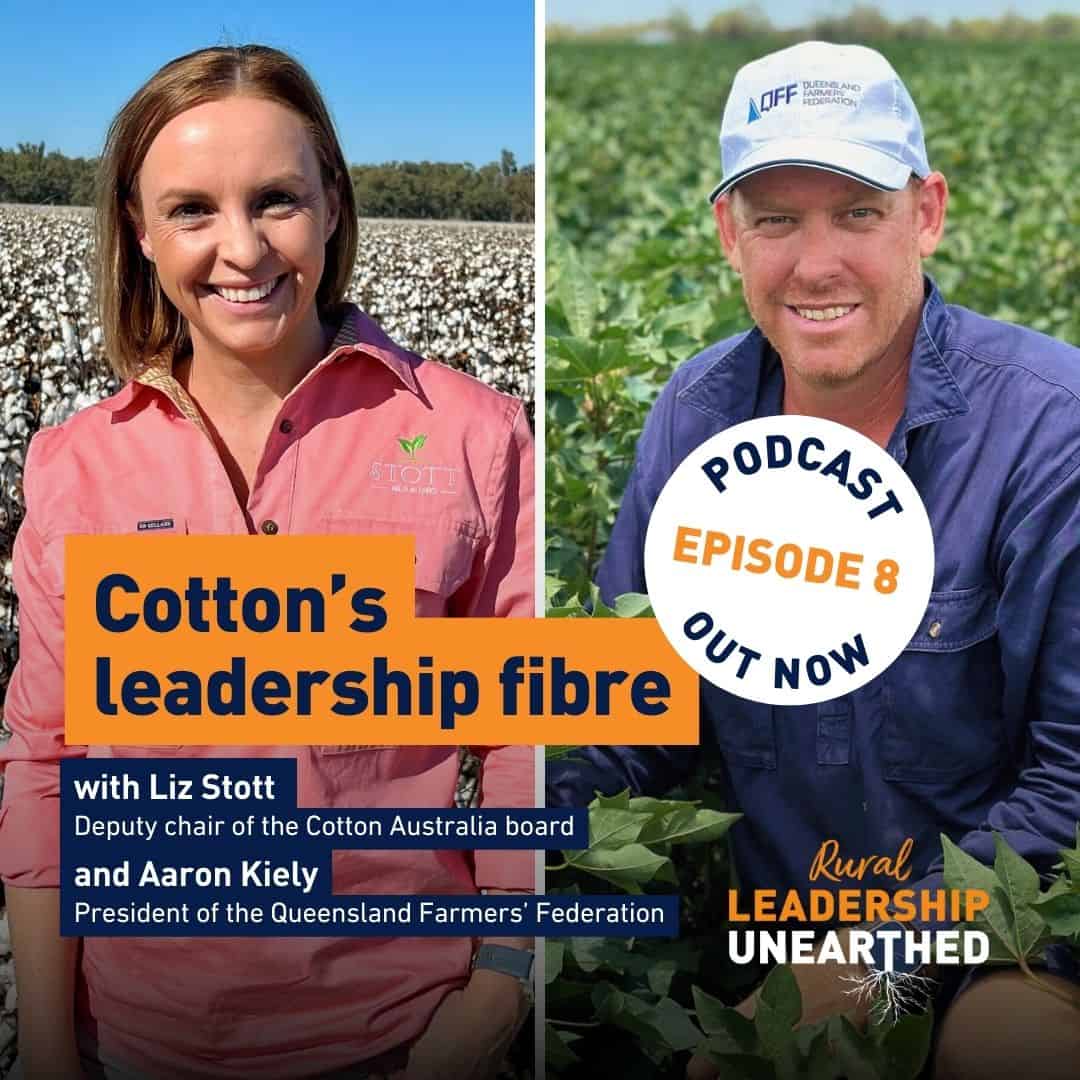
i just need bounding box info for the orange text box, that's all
[65,536,698,746]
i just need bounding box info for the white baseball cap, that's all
[709,41,930,202]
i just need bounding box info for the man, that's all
[547,41,1080,1079]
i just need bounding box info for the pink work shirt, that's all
[0,304,535,1077]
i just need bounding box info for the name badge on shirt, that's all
[137,518,176,532]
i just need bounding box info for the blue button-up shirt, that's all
[549,279,1080,910]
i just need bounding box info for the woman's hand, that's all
[395,968,530,1080]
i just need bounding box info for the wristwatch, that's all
[471,944,535,1001]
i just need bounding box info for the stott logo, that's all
[372,435,457,496]
[748,82,798,122]
[397,434,427,459]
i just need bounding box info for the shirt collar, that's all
[101,303,421,422]
[893,277,970,438]
[677,276,970,437]
[321,304,421,394]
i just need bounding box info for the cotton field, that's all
[0,204,534,694]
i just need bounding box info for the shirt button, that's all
[928,620,942,639]
[279,419,294,434]
[261,520,279,535]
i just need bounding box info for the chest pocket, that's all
[317,515,481,754]
[40,514,189,596]
[44,515,190,751]
[706,691,777,770]
[881,584,1003,782]
[320,513,481,615]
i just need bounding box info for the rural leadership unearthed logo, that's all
[643,417,934,706]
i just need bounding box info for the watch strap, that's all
[472,943,534,984]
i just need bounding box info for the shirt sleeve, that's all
[0,434,87,886]
[910,451,1080,922]
[451,401,534,619]
[452,400,535,887]
[470,745,535,891]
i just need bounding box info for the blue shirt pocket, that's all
[881,584,1002,782]
[711,695,777,770]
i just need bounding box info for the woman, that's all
[0,46,534,1079]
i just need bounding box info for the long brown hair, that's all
[95,45,357,378]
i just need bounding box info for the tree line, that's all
[548,5,1080,42]
[0,143,534,222]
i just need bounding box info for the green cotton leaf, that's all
[1060,849,1080,888]
[942,833,1000,894]
[613,592,654,618]
[758,964,801,1028]
[591,985,670,1052]
[544,745,581,761]
[563,937,661,982]
[592,790,632,811]
[692,986,757,1048]
[658,327,703,359]
[1039,875,1073,903]
[823,1016,880,1080]
[993,834,1050,958]
[556,244,601,340]
[941,834,1016,957]
[545,940,565,984]
[544,574,568,603]
[567,935,631,974]
[653,856,680,887]
[549,336,603,381]
[588,582,618,618]
[638,806,742,847]
[583,806,651,850]
[700,1049,776,1080]
[1030,893,1080,941]
[879,1010,934,1080]
[807,1028,844,1080]
[651,297,715,334]
[794,1025,820,1057]
[563,842,673,893]
[546,604,593,619]
[646,957,678,997]
[597,990,702,1056]
[544,1023,582,1071]
[993,833,1041,905]
[650,996,706,1052]
[629,796,700,816]
[753,998,799,1079]
[411,433,426,452]
[692,984,732,1038]
[397,437,413,455]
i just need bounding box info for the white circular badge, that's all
[644,417,934,705]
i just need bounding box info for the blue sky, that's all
[2,1,535,165]
[547,0,1080,28]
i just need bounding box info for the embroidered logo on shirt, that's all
[397,434,427,459]
[137,518,175,531]
[369,461,458,497]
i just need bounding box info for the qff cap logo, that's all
[748,82,798,123]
